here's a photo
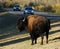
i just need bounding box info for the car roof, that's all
[24,7,33,10]
[14,4,20,7]
[25,7,32,8]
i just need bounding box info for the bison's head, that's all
[16,17,27,32]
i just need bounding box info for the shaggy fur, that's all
[16,15,51,45]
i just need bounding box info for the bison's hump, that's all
[27,15,48,32]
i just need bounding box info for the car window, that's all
[25,7,33,10]
[14,5,20,7]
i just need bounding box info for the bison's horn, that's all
[23,18,25,22]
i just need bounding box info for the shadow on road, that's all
[49,36,60,41]
[0,36,30,46]
[51,23,60,27]
[49,29,60,34]
[0,29,60,46]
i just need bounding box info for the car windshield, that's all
[14,5,20,7]
[25,7,33,10]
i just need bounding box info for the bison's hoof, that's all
[35,42,37,44]
[41,43,43,45]
[46,42,48,44]
[46,41,48,44]
[31,43,34,45]
[41,44,43,45]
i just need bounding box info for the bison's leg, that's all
[41,35,44,45]
[31,38,34,45]
[30,34,34,45]
[46,31,49,44]
[35,38,37,44]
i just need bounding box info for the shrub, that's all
[32,5,55,12]
[38,5,45,11]
[54,4,60,14]
[32,5,45,11]
[29,2,35,6]
[44,5,53,12]
[56,9,60,14]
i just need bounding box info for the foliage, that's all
[43,5,54,12]
[0,0,60,14]
[3,0,15,7]
[29,2,35,6]
[36,5,45,11]
[54,4,60,14]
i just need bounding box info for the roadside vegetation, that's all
[0,0,60,15]
[54,4,60,15]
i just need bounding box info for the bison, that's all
[16,15,51,45]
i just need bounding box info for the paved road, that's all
[0,11,60,29]
[0,11,60,47]
[0,11,60,35]
[7,11,60,19]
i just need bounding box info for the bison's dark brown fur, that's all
[16,15,50,45]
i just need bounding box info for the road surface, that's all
[0,11,60,49]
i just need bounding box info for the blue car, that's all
[13,4,21,11]
[23,7,34,14]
